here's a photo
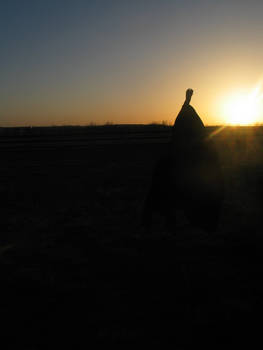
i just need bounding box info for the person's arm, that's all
[183,88,193,106]
[174,88,194,124]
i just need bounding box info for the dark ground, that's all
[1,125,263,348]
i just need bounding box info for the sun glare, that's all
[222,85,263,125]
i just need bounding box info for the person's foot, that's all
[185,88,193,104]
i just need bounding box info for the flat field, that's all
[1,125,263,348]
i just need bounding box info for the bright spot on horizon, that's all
[222,85,263,125]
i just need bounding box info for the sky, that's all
[1,0,263,126]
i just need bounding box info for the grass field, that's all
[1,125,263,347]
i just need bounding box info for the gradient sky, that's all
[1,0,263,126]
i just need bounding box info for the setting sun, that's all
[222,85,263,125]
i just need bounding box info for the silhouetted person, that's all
[172,88,205,146]
[142,89,224,233]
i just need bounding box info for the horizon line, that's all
[1,122,263,129]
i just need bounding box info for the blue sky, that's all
[1,0,263,126]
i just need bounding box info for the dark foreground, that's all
[1,125,263,348]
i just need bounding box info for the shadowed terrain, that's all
[1,125,263,348]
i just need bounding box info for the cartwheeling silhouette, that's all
[142,89,224,233]
[172,88,205,145]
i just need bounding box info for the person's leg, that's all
[141,186,155,231]
[185,88,193,105]
[165,208,177,234]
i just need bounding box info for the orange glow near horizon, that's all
[2,83,263,127]
[2,77,263,127]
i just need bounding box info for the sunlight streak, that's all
[207,125,226,139]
